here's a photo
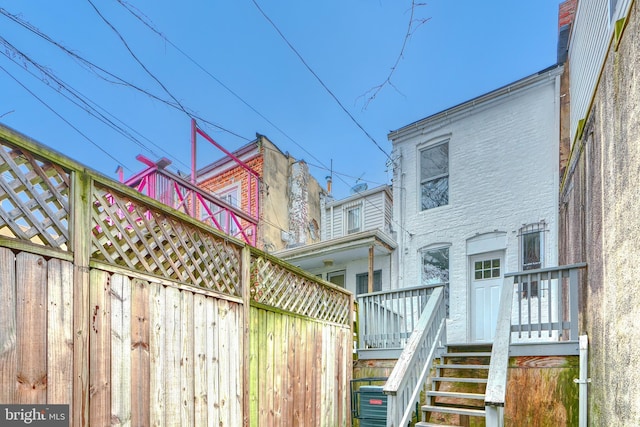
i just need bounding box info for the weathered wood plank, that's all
[181,290,194,426]
[164,286,182,424]
[229,302,242,426]
[0,247,17,403]
[273,312,283,424]
[207,297,219,427]
[72,170,91,427]
[249,306,259,425]
[241,246,251,427]
[47,258,73,405]
[149,283,166,427]
[218,298,231,426]
[257,308,268,426]
[305,321,318,427]
[111,273,132,426]
[193,293,208,425]
[293,316,305,426]
[16,252,47,404]
[131,279,150,426]
[89,269,111,425]
[266,310,275,426]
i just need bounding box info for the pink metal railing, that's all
[124,162,258,246]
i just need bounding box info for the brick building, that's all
[388,65,563,344]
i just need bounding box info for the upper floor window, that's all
[345,204,362,234]
[420,142,449,210]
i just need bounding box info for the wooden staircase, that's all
[416,345,491,427]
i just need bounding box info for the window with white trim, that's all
[345,204,362,234]
[420,141,449,210]
[421,245,450,315]
[356,270,382,295]
[519,222,545,297]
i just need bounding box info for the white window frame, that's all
[419,140,449,211]
[210,184,240,234]
[519,222,546,271]
[344,202,363,234]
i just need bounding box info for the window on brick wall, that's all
[421,245,450,315]
[519,222,546,298]
[211,185,239,235]
[420,141,449,210]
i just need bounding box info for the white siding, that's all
[569,0,633,141]
[390,70,561,342]
[323,187,391,240]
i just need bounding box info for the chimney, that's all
[557,0,578,63]
[325,175,332,195]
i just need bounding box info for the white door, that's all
[470,251,504,342]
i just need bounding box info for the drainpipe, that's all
[574,335,590,427]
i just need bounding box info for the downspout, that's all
[574,335,590,427]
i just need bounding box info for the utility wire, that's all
[250,0,392,161]
[114,0,334,177]
[0,64,124,167]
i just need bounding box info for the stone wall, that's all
[559,2,640,424]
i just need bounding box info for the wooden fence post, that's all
[72,170,91,426]
[241,246,251,427]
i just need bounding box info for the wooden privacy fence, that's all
[0,125,353,426]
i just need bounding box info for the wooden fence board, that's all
[181,290,195,426]
[231,303,242,426]
[218,298,231,426]
[89,269,111,424]
[164,286,182,424]
[193,293,208,425]
[150,282,165,427]
[46,258,73,405]
[207,297,219,427]
[249,306,260,424]
[131,279,150,426]
[111,273,132,426]
[266,310,275,426]
[273,312,283,424]
[293,316,305,426]
[0,247,17,403]
[16,252,47,404]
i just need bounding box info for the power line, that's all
[0,64,124,167]
[250,0,392,162]
[113,0,339,180]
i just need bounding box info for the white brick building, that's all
[388,65,563,344]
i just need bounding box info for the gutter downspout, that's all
[574,335,590,427]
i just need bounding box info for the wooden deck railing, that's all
[357,284,440,354]
[383,286,446,427]
[485,263,587,426]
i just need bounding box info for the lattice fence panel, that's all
[250,255,351,325]
[91,185,241,296]
[0,140,70,249]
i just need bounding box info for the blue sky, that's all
[1,1,563,199]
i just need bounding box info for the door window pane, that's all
[474,258,501,280]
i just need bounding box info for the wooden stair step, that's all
[441,352,491,358]
[432,376,488,384]
[427,390,486,400]
[415,422,460,427]
[422,404,486,418]
[436,364,490,369]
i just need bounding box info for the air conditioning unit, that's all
[358,386,387,427]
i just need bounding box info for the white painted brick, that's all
[390,70,561,342]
